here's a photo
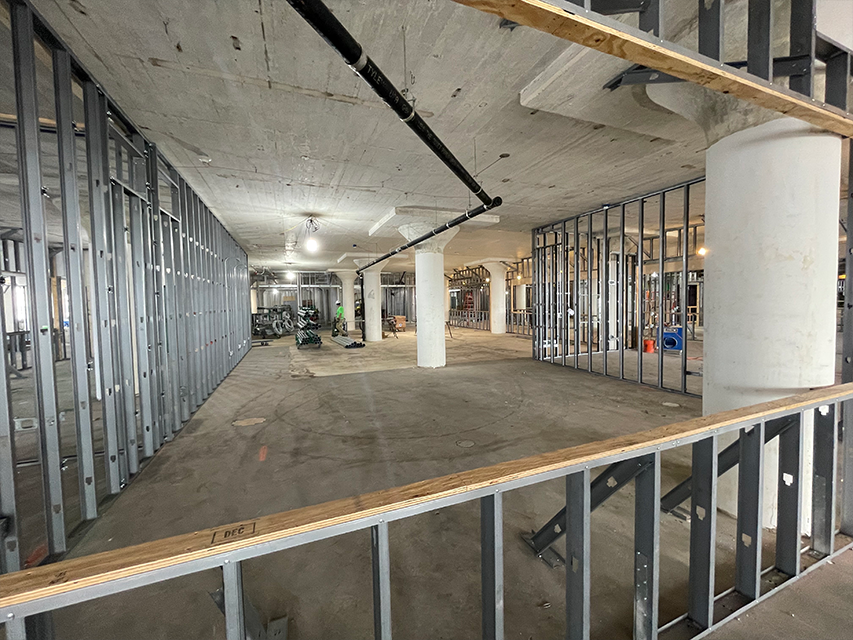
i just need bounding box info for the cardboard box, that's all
[393,315,406,331]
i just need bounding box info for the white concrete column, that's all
[482,262,509,334]
[397,224,459,368]
[703,118,840,528]
[353,259,387,342]
[333,270,357,328]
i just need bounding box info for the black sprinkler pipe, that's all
[354,199,502,274]
[286,0,495,208]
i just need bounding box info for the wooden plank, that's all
[1,382,852,610]
[451,0,853,138]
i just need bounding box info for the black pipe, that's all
[285,0,494,207]
[354,199,502,274]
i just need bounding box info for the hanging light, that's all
[697,247,707,256]
[286,271,296,280]
[517,274,522,280]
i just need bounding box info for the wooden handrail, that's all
[1,383,851,610]
[451,0,853,138]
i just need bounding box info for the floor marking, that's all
[259,445,268,461]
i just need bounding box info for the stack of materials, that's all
[297,306,321,330]
[331,335,364,349]
[296,329,322,349]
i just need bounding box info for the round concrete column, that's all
[353,259,387,342]
[398,224,459,368]
[334,270,357,329]
[703,118,841,526]
[482,262,509,334]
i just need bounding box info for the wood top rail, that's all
[451,0,853,138]
[1,383,852,611]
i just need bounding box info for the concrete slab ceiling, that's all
[9,0,792,273]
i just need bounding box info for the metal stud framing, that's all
[1,0,250,571]
[53,48,97,522]
[533,178,704,395]
[2,387,853,638]
[11,2,66,554]
[481,493,504,640]
[372,521,392,640]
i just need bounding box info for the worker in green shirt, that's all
[332,300,346,336]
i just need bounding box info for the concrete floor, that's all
[703,549,853,640]
[8,328,849,638]
[42,328,734,640]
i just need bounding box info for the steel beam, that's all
[657,194,664,389]
[687,435,717,629]
[83,82,121,495]
[528,457,652,556]
[222,561,246,640]
[811,404,837,557]
[139,143,162,447]
[698,0,724,60]
[633,452,660,640]
[735,423,764,600]
[843,397,853,536]
[173,179,191,421]
[110,182,139,474]
[12,2,67,552]
[371,521,392,640]
[618,205,625,379]
[480,493,504,640]
[680,185,688,394]
[637,198,644,383]
[747,0,773,80]
[128,154,154,458]
[147,144,171,440]
[0,277,21,573]
[825,52,851,111]
[602,211,609,376]
[775,412,803,576]
[53,48,97,521]
[566,469,591,640]
[788,0,816,96]
[586,216,593,372]
[638,0,661,37]
[163,212,182,430]
[660,415,796,512]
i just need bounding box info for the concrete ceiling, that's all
[0,0,842,274]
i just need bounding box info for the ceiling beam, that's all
[452,0,853,138]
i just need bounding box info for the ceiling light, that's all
[698,247,707,256]
[485,277,491,283]
[286,271,296,280]
[306,237,319,252]
[517,274,522,280]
